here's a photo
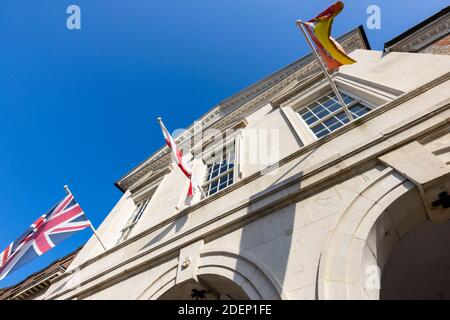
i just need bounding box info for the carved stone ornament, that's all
[181,257,191,270]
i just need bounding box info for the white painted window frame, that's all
[201,139,237,197]
[117,197,151,244]
[296,90,375,139]
[195,121,246,198]
[280,76,393,145]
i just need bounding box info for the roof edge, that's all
[358,24,371,51]
[384,5,450,50]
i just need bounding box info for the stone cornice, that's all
[116,26,369,192]
[385,8,449,53]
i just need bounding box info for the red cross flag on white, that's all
[158,117,201,203]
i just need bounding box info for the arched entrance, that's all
[380,219,450,300]
[157,275,250,300]
[318,166,450,299]
[138,249,284,300]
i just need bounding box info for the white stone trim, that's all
[136,263,178,300]
[279,77,387,145]
[318,168,410,299]
[316,158,450,299]
[385,12,450,53]
[136,248,285,300]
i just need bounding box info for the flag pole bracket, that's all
[295,20,354,121]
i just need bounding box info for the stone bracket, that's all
[379,141,450,224]
[175,240,204,285]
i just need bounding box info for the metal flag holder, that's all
[296,20,354,121]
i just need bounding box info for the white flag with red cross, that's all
[157,118,203,204]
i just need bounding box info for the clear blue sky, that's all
[0,0,448,288]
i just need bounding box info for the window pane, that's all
[302,114,318,125]
[327,102,341,113]
[336,111,350,124]
[327,117,344,131]
[319,96,336,110]
[219,175,228,185]
[312,124,329,138]
[311,105,329,118]
[204,145,236,197]
[317,110,330,119]
[309,104,321,114]
[210,167,219,179]
[312,123,326,133]
[219,181,227,191]
[209,187,218,196]
[208,180,219,195]
[350,104,371,117]
[328,94,339,103]
[219,162,228,174]
[343,95,353,105]
[315,129,329,139]
[323,117,337,127]
[298,92,370,140]
[301,110,313,119]
[118,198,150,244]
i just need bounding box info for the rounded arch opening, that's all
[380,219,450,300]
[139,249,283,300]
[318,168,450,300]
[157,274,250,300]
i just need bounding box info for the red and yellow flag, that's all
[302,1,356,71]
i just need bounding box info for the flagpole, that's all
[295,20,353,120]
[87,222,108,252]
[63,185,108,252]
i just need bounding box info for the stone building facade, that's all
[4,7,450,300]
[385,6,449,55]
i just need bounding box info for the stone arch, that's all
[317,166,434,299]
[197,249,285,300]
[379,218,450,299]
[137,248,285,300]
[136,262,178,300]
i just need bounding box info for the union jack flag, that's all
[0,193,91,281]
